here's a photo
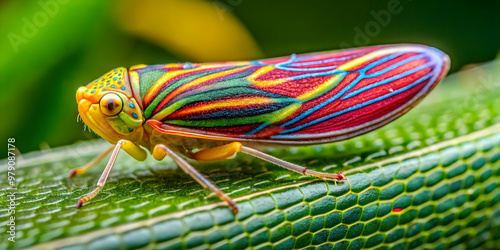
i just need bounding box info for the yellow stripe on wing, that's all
[153,66,254,111]
[143,67,206,104]
[293,47,406,101]
[248,66,287,87]
[173,97,273,117]
[297,74,345,100]
[337,47,404,70]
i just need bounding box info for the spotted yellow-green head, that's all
[76,67,145,144]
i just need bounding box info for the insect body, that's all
[71,44,450,213]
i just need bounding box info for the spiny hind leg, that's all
[76,140,147,208]
[193,142,346,181]
[153,144,238,213]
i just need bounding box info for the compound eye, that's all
[99,93,123,116]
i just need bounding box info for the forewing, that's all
[139,44,449,144]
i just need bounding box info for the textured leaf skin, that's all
[1,62,500,249]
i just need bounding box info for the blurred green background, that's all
[1,0,499,154]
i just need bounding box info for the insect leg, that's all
[240,145,346,181]
[192,142,346,181]
[68,145,114,179]
[153,144,238,214]
[76,139,144,208]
